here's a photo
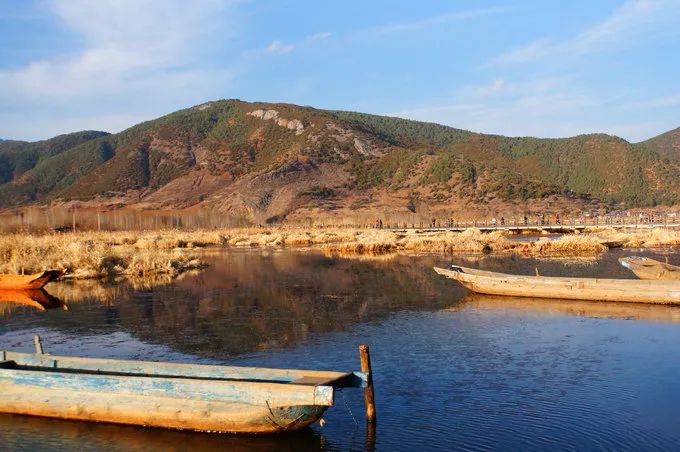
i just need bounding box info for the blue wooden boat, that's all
[0,339,371,434]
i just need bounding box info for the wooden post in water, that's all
[33,335,44,354]
[359,344,376,423]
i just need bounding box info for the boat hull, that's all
[0,352,360,433]
[0,271,62,290]
[434,266,680,304]
[0,381,327,433]
[619,257,680,280]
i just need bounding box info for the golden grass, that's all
[223,229,358,247]
[0,232,205,279]
[594,228,680,248]
[402,229,513,254]
[519,235,607,255]
[5,226,676,278]
[0,228,361,279]
[322,228,607,257]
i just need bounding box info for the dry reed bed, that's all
[593,228,680,248]
[0,232,205,279]
[0,229,359,278]
[322,229,608,257]
[4,227,679,278]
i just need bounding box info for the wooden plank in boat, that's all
[3,351,351,385]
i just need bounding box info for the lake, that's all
[1,248,680,451]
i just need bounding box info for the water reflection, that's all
[0,250,463,358]
[0,413,331,452]
[3,249,680,357]
[457,293,680,324]
[2,249,680,450]
[0,289,66,315]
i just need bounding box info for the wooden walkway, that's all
[383,222,680,234]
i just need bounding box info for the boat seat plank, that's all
[291,376,338,386]
[2,352,349,384]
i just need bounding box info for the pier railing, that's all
[318,215,680,232]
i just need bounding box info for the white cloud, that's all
[374,6,508,34]
[305,32,331,41]
[634,93,680,108]
[264,32,331,56]
[0,0,237,138]
[391,76,678,142]
[391,77,600,138]
[489,79,505,92]
[266,40,294,54]
[493,0,680,65]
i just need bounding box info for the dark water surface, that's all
[2,249,680,451]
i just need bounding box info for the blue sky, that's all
[1,0,679,141]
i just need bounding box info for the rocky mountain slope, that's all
[1,100,679,223]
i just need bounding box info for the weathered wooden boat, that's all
[0,270,62,290]
[0,289,66,312]
[433,265,680,304]
[0,339,373,434]
[619,256,680,280]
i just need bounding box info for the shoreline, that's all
[1,227,679,279]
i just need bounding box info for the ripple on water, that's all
[0,250,680,450]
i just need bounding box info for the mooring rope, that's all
[339,389,359,429]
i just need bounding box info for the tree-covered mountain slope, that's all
[0,99,678,222]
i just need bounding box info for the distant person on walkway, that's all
[523,215,528,225]
[500,216,505,226]
[379,219,383,229]
[491,217,497,226]
[555,214,560,225]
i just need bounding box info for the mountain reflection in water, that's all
[2,249,680,451]
[0,250,464,357]
[3,249,680,356]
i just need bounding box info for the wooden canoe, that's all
[619,256,680,280]
[433,265,680,304]
[0,270,62,290]
[0,350,367,433]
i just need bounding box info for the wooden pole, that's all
[359,344,376,423]
[33,335,44,354]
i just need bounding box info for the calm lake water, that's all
[1,248,680,451]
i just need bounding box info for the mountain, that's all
[0,99,678,223]
[640,127,680,160]
[0,131,109,190]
